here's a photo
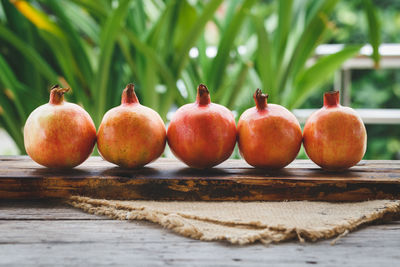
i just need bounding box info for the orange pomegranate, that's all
[24,85,96,168]
[237,89,302,169]
[167,84,237,169]
[97,83,166,168]
[303,91,367,170]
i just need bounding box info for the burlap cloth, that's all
[68,196,400,245]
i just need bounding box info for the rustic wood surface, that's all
[1,156,400,201]
[0,199,399,266]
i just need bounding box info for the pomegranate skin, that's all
[97,84,166,168]
[24,86,96,168]
[167,84,237,169]
[237,89,302,169]
[303,91,367,170]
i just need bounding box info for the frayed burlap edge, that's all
[67,196,400,245]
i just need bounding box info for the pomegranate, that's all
[24,85,96,168]
[97,83,166,168]
[167,84,236,169]
[237,89,302,169]
[303,91,367,170]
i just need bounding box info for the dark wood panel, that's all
[0,156,399,201]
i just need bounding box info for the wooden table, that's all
[1,156,400,201]
[1,156,400,265]
[0,199,399,266]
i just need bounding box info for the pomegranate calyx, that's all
[121,83,139,105]
[196,84,211,106]
[323,91,340,108]
[253,88,268,110]
[49,84,70,105]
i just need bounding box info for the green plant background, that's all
[0,0,398,159]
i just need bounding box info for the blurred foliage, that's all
[301,0,400,160]
[351,69,400,160]
[0,0,387,158]
[332,0,400,43]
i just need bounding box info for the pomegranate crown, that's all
[121,83,139,104]
[253,88,268,110]
[49,84,70,105]
[323,91,340,107]
[196,84,211,106]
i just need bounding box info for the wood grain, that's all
[1,200,400,266]
[0,156,400,201]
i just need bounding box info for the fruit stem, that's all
[196,84,211,106]
[324,91,340,107]
[49,84,70,105]
[121,83,139,105]
[253,89,268,110]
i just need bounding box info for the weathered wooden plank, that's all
[1,157,400,201]
[0,200,106,220]
[0,203,399,266]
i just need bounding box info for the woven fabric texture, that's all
[68,196,400,245]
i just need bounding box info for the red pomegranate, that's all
[97,83,166,168]
[237,89,302,169]
[167,84,236,169]
[303,91,367,170]
[24,85,96,168]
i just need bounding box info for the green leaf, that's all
[44,1,94,85]
[13,1,91,106]
[274,0,293,65]
[0,107,24,153]
[69,0,109,19]
[39,32,88,106]
[181,67,197,102]
[129,0,146,37]
[362,0,381,68]
[144,0,177,47]
[0,54,28,121]
[222,0,241,28]
[197,34,210,82]
[174,0,223,75]
[94,0,131,125]
[0,25,59,83]
[280,0,339,105]
[62,1,100,44]
[253,14,273,100]
[3,2,42,95]
[117,37,137,76]
[208,0,256,92]
[222,61,252,109]
[172,0,197,52]
[0,89,24,152]
[11,0,63,37]
[289,45,362,109]
[123,28,182,106]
